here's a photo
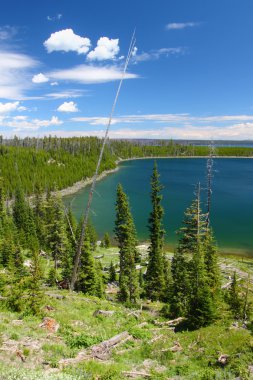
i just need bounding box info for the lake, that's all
[64,158,253,256]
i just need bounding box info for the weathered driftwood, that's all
[59,331,132,366]
[153,317,185,327]
[93,309,115,317]
[122,371,151,378]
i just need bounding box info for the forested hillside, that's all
[1,136,253,197]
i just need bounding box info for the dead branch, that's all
[122,371,151,378]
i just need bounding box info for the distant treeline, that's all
[1,136,253,196]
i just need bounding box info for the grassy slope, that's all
[0,248,253,380]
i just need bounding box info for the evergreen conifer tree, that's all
[228,271,243,319]
[203,228,220,297]
[145,162,165,300]
[46,193,70,271]
[26,250,44,315]
[114,184,139,303]
[108,260,117,283]
[77,237,103,297]
[103,232,110,248]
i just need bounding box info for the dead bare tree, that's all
[70,32,136,291]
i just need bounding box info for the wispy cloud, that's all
[132,47,185,63]
[6,122,253,140]
[47,14,62,21]
[0,26,18,41]
[72,113,253,126]
[166,22,200,30]
[47,64,138,84]
[0,115,62,131]
[0,50,38,99]
[45,90,85,99]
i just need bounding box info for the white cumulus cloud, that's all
[44,29,91,54]
[32,73,49,83]
[87,37,120,61]
[0,101,20,114]
[57,101,78,113]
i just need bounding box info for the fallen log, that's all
[122,371,151,378]
[59,331,132,366]
[153,317,185,326]
[93,309,115,317]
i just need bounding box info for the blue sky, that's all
[1,0,253,139]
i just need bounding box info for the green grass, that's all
[0,247,252,379]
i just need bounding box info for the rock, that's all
[43,305,55,312]
[39,317,60,333]
[169,341,183,352]
[12,319,23,326]
[93,309,115,317]
[218,354,230,365]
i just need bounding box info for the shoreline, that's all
[59,166,119,198]
[60,154,253,198]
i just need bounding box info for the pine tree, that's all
[103,232,110,248]
[13,186,38,250]
[187,244,216,328]
[227,271,243,319]
[108,260,117,283]
[171,184,217,326]
[46,193,70,272]
[26,250,44,316]
[145,162,165,301]
[114,184,139,303]
[170,248,190,317]
[77,237,103,297]
[203,228,220,297]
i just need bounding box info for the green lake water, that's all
[64,158,253,256]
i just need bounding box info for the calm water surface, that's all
[64,158,253,256]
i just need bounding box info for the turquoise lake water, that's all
[64,158,253,256]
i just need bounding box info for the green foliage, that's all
[114,184,139,303]
[108,260,117,283]
[65,333,101,349]
[102,232,111,248]
[227,271,243,319]
[145,162,165,301]
[76,237,103,297]
[170,185,219,328]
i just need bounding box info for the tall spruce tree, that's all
[145,162,165,301]
[171,184,217,327]
[46,193,70,272]
[26,250,44,316]
[203,228,220,297]
[114,184,139,303]
[227,271,243,319]
[77,236,103,297]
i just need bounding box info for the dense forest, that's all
[0,145,252,378]
[0,159,250,322]
[1,136,253,197]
